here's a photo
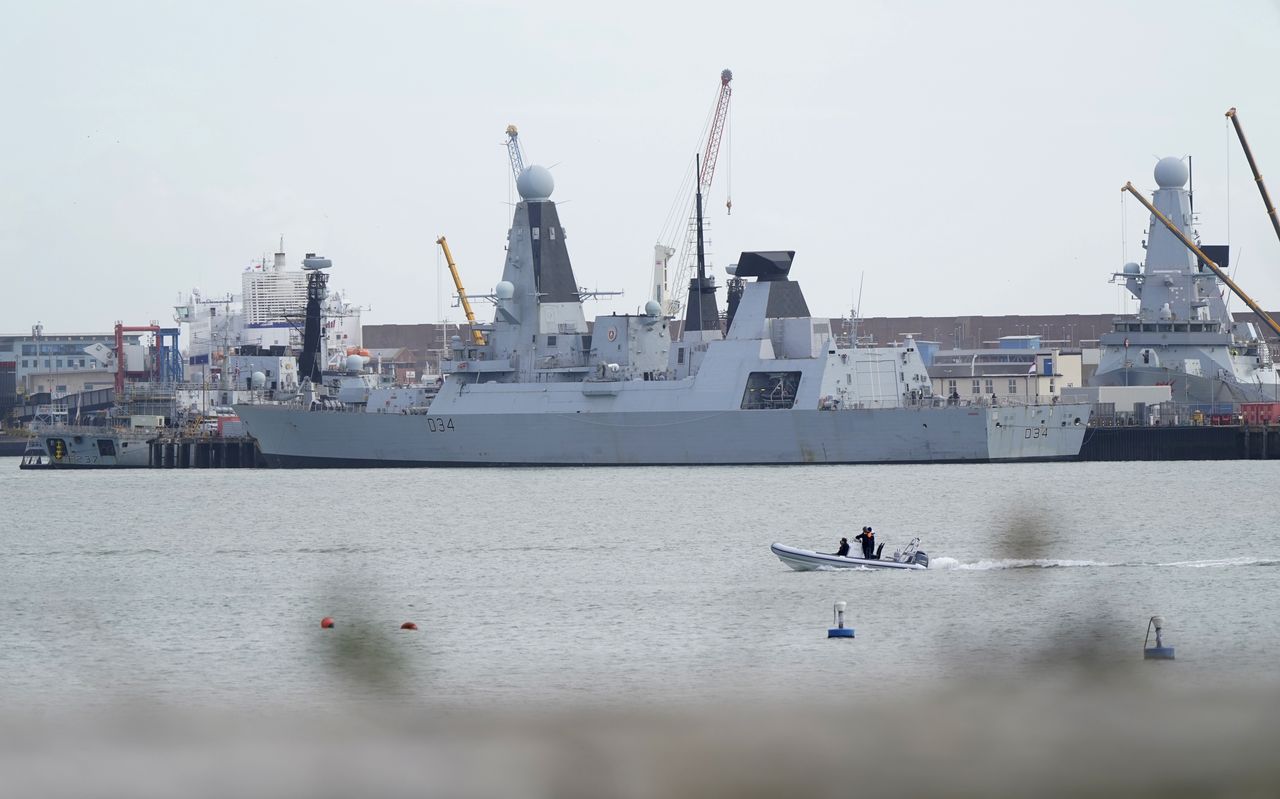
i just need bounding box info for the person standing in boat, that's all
[835,537,851,557]
[855,527,875,559]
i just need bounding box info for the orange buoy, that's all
[400,621,418,631]
[320,617,335,629]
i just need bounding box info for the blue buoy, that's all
[1143,615,1175,660]
[828,600,855,639]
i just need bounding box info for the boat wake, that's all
[930,557,1114,571]
[930,556,1280,571]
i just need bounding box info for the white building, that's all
[927,336,1083,404]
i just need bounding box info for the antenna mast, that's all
[663,69,734,318]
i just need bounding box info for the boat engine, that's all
[895,537,929,568]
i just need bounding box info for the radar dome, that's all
[495,280,515,300]
[250,371,267,389]
[1154,157,1188,189]
[644,300,662,317]
[1123,262,1141,274]
[345,354,366,372]
[516,165,555,201]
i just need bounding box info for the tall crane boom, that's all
[660,68,734,318]
[1225,107,1280,249]
[505,124,526,181]
[700,69,734,207]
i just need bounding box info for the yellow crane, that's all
[435,236,486,345]
[1225,107,1280,249]
[1121,181,1280,339]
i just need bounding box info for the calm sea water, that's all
[2,458,1278,710]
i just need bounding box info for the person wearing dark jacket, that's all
[835,537,850,557]
[854,527,876,559]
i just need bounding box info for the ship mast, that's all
[1122,182,1280,339]
[659,69,733,318]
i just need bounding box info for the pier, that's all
[1078,424,1280,461]
[148,436,262,468]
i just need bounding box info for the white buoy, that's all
[1143,615,1175,660]
[828,600,854,639]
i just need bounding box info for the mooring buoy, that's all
[828,600,854,639]
[1143,615,1174,660]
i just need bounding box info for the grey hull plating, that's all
[236,402,1084,467]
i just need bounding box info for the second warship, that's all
[1092,156,1280,402]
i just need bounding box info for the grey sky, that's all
[3,0,1280,334]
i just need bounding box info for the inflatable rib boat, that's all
[771,538,930,571]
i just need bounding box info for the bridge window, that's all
[741,371,802,410]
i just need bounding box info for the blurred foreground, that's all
[3,674,1277,798]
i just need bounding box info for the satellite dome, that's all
[644,300,662,317]
[250,371,267,389]
[516,165,555,201]
[1123,262,1141,274]
[495,280,515,300]
[1154,157,1188,189]
[345,354,366,372]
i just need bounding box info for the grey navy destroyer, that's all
[1092,156,1280,402]
[236,162,1086,466]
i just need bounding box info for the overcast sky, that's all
[3,0,1280,335]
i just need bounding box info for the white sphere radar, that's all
[495,280,515,300]
[1154,157,1188,189]
[516,165,555,201]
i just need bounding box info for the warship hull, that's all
[236,402,1085,467]
[1091,365,1280,404]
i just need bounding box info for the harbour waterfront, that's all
[3,457,1278,712]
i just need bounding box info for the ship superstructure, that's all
[1093,157,1280,402]
[174,248,362,367]
[235,157,1085,466]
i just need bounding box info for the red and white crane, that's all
[655,69,733,318]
